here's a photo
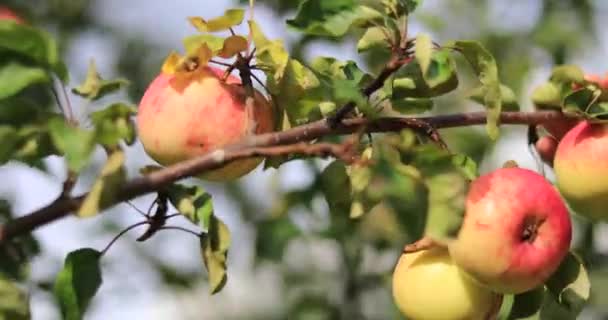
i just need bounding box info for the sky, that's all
[3,0,608,319]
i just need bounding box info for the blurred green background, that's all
[1,0,607,319]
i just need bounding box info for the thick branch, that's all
[0,110,567,242]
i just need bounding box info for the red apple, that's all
[0,7,24,24]
[449,167,572,294]
[392,247,502,320]
[554,121,608,220]
[137,65,274,181]
[535,135,558,166]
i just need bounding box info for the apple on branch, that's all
[554,121,608,220]
[449,167,572,294]
[137,48,274,181]
[392,247,502,320]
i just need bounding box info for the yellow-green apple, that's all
[0,6,24,23]
[554,121,608,220]
[449,167,572,294]
[392,247,502,320]
[535,135,558,166]
[137,65,274,181]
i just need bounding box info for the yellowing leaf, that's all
[200,215,231,294]
[71,60,129,101]
[188,9,245,33]
[162,52,182,75]
[193,43,213,67]
[78,150,126,217]
[218,35,248,58]
[183,34,225,55]
[415,33,433,78]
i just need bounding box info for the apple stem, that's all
[403,236,443,253]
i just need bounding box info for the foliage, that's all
[0,0,604,319]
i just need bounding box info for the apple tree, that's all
[0,0,605,319]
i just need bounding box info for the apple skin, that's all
[0,7,24,23]
[449,167,572,294]
[554,121,608,220]
[392,247,502,320]
[137,66,274,181]
[535,135,558,166]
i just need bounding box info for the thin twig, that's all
[100,221,149,256]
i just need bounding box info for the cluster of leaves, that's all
[532,64,608,121]
[0,0,597,319]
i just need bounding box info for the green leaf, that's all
[78,150,126,218]
[392,49,458,99]
[383,0,424,15]
[53,248,102,320]
[544,252,590,317]
[391,97,434,114]
[415,33,433,77]
[200,215,231,294]
[449,40,502,139]
[451,153,478,180]
[507,287,545,319]
[48,118,96,172]
[188,9,245,33]
[532,82,563,109]
[248,20,289,82]
[562,88,601,117]
[469,84,519,111]
[0,60,49,100]
[90,103,137,147]
[255,218,300,261]
[183,34,225,55]
[357,26,391,53]
[0,275,30,320]
[320,161,352,216]
[167,184,214,231]
[0,21,67,81]
[287,0,382,37]
[72,60,129,101]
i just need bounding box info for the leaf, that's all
[544,252,590,316]
[415,33,433,77]
[78,150,126,218]
[391,97,434,114]
[167,184,214,231]
[451,153,478,180]
[449,40,502,139]
[531,82,562,109]
[287,0,382,37]
[562,88,601,118]
[200,215,231,294]
[183,34,225,55]
[217,35,248,58]
[255,218,300,261]
[248,20,289,82]
[0,21,67,81]
[550,65,584,85]
[90,103,137,147]
[0,60,50,100]
[71,60,129,101]
[357,26,391,53]
[48,118,96,172]
[320,161,352,216]
[161,51,181,75]
[392,49,458,99]
[0,275,30,320]
[53,248,102,320]
[507,287,545,319]
[383,0,424,15]
[469,84,519,111]
[188,9,245,33]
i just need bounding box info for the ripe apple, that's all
[137,65,274,181]
[535,135,558,166]
[392,247,502,320]
[449,167,572,294]
[554,121,608,220]
[0,6,24,23]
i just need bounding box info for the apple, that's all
[0,6,24,23]
[137,65,274,181]
[392,247,502,320]
[449,167,572,294]
[535,135,558,166]
[554,121,608,220]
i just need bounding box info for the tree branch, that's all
[0,110,568,243]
